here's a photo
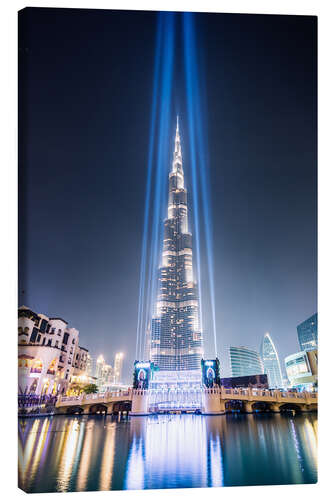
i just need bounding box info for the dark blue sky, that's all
[19,8,317,381]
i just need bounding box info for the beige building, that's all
[18,305,89,396]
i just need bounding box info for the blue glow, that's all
[135,14,163,359]
[183,18,204,334]
[183,12,217,356]
[147,13,175,349]
[137,12,217,360]
[136,13,175,360]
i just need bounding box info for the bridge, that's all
[203,387,318,414]
[54,387,318,415]
[55,390,132,415]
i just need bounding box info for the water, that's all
[18,413,317,493]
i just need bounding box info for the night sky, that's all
[19,8,317,381]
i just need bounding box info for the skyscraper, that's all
[150,118,204,372]
[95,354,113,388]
[229,346,264,377]
[297,313,318,351]
[260,332,284,389]
[113,352,124,384]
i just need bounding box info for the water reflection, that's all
[18,413,317,493]
[57,419,81,491]
[99,422,116,490]
[76,420,94,491]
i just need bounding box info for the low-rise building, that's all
[285,349,318,391]
[18,305,89,396]
[221,374,269,389]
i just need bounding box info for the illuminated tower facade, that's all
[150,118,204,371]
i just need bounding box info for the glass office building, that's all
[297,313,318,352]
[260,332,284,389]
[229,346,264,377]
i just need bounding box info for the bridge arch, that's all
[89,404,108,415]
[66,406,84,415]
[251,401,272,412]
[224,400,243,413]
[112,401,131,414]
[279,403,302,414]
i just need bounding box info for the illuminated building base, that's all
[130,360,224,414]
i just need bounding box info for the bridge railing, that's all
[58,390,131,404]
[218,387,317,402]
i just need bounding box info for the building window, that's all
[47,339,52,346]
[40,319,47,333]
[30,328,38,343]
[62,332,69,345]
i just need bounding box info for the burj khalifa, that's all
[150,118,204,374]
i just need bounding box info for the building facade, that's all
[18,305,89,395]
[221,374,268,389]
[95,355,113,388]
[260,332,284,389]
[285,349,318,391]
[113,352,124,384]
[150,118,204,372]
[297,313,318,352]
[229,346,264,377]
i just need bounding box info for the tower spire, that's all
[173,116,182,172]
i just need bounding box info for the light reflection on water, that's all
[18,413,317,493]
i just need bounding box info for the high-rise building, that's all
[95,354,113,388]
[297,313,318,352]
[150,118,204,372]
[260,332,284,389]
[86,353,94,377]
[229,346,264,377]
[113,352,124,384]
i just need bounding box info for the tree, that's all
[82,383,98,394]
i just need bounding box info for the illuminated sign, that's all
[201,358,221,388]
[133,361,154,389]
[135,362,151,369]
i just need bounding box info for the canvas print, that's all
[18,7,318,493]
